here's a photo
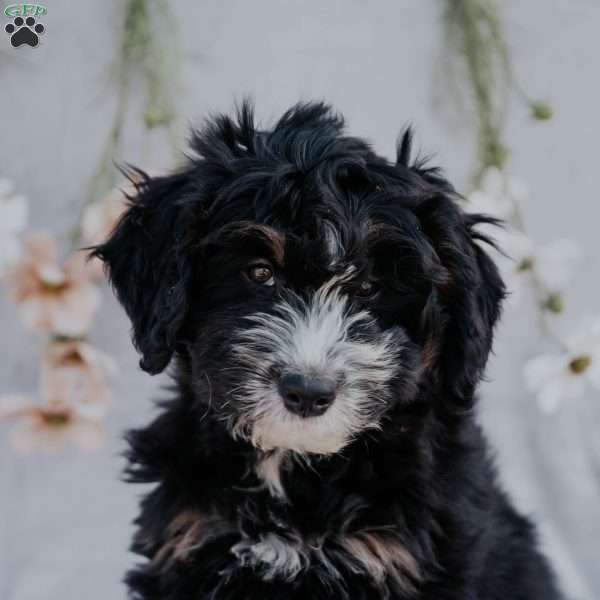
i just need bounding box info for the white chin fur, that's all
[232,389,378,455]
[250,411,358,455]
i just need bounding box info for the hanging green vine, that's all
[443,0,510,180]
[442,0,566,316]
[84,0,179,217]
[442,2,600,433]
[442,0,552,184]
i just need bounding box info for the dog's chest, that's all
[223,452,422,594]
[146,452,421,597]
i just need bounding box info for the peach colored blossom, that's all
[81,182,132,279]
[41,340,117,418]
[0,395,106,453]
[5,232,100,336]
[81,183,131,247]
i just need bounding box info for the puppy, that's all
[94,102,562,599]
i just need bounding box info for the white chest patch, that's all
[232,532,308,582]
[255,450,288,499]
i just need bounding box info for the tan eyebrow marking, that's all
[236,223,286,267]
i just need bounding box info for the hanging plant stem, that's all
[442,0,562,335]
[442,0,511,183]
[78,0,179,243]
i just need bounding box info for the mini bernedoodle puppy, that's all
[94,102,562,599]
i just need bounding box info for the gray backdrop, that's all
[1,1,599,598]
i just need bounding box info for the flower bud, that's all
[569,355,592,375]
[531,102,553,121]
[143,106,172,129]
[543,293,564,314]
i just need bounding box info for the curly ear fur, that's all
[417,195,505,409]
[396,129,505,409]
[92,170,197,374]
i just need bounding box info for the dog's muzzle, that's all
[228,287,405,454]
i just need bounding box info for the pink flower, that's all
[81,183,131,247]
[41,340,117,418]
[0,396,106,454]
[5,232,100,336]
[81,182,132,279]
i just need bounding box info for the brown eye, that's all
[247,264,275,286]
[355,280,379,299]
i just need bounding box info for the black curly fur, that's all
[93,101,562,600]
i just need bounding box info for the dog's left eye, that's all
[355,280,380,299]
[246,264,275,286]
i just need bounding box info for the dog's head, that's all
[94,102,504,455]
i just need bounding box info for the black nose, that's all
[279,371,336,418]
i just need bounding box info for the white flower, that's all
[0,176,28,277]
[492,229,582,307]
[465,167,527,219]
[524,316,600,414]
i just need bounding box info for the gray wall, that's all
[1,1,599,598]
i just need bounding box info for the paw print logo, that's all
[5,16,45,48]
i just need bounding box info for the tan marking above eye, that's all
[236,223,286,267]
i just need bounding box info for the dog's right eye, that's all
[246,264,275,286]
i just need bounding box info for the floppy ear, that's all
[92,170,197,375]
[416,194,505,410]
